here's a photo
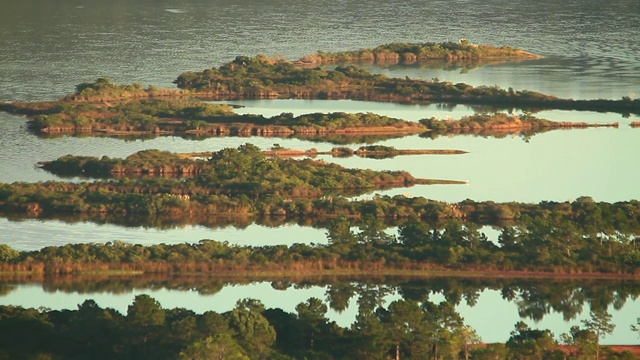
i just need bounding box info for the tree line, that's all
[1,208,639,274]
[0,294,635,359]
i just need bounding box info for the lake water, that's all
[1,0,639,102]
[1,0,639,346]
[0,279,638,345]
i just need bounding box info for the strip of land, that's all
[294,40,542,66]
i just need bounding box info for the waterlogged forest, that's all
[1,40,640,358]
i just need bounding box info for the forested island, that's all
[0,41,636,144]
[0,79,620,142]
[172,55,640,115]
[38,146,467,178]
[1,193,640,275]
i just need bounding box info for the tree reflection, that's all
[2,275,639,324]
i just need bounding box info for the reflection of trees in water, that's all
[0,283,16,296]
[325,282,356,313]
[4,276,639,323]
[349,58,532,76]
[1,211,336,232]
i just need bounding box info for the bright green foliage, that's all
[295,297,330,352]
[0,244,19,262]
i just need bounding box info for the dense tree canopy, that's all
[0,295,635,359]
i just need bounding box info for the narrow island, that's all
[294,39,542,66]
[2,41,637,121]
[1,195,640,275]
[34,145,462,185]
[0,144,465,215]
[172,54,640,114]
[264,145,467,159]
[0,78,621,141]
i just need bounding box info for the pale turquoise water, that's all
[0,282,638,345]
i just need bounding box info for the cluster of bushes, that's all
[41,150,211,177]
[73,77,147,98]
[419,113,554,131]
[28,99,235,132]
[23,92,429,137]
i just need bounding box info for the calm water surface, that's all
[1,0,639,101]
[0,282,638,345]
[2,108,637,203]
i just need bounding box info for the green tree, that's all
[560,325,598,359]
[455,325,482,360]
[295,297,329,350]
[178,334,250,360]
[127,294,166,328]
[126,294,167,358]
[582,309,615,360]
[351,310,391,359]
[227,299,276,360]
[506,321,558,359]
[0,244,19,262]
[378,299,430,360]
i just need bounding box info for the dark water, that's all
[1,0,640,344]
[1,0,639,101]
